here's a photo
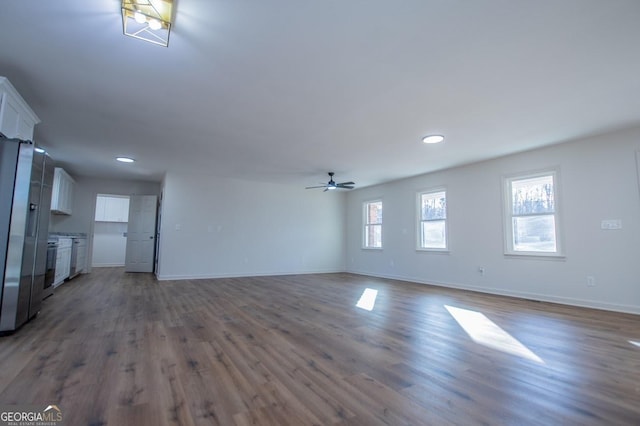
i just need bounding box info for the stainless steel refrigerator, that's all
[0,136,53,332]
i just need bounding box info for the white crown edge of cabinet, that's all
[0,76,41,131]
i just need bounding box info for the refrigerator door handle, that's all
[27,203,39,237]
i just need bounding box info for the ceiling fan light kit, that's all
[306,172,355,192]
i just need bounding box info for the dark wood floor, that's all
[0,269,638,425]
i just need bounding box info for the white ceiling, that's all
[2,0,640,188]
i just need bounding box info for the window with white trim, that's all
[418,189,447,250]
[363,200,382,248]
[504,170,561,256]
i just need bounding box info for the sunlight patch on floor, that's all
[629,340,640,348]
[356,288,378,311]
[445,305,544,364]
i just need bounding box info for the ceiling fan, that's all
[306,172,355,192]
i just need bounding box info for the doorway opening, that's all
[92,194,130,267]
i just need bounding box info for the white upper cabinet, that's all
[95,195,130,222]
[51,167,75,215]
[0,77,40,140]
[95,196,107,220]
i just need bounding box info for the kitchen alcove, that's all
[92,194,130,267]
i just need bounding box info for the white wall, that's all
[92,222,128,267]
[346,126,640,314]
[50,176,161,271]
[157,173,346,280]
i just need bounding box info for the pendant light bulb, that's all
[134,11,146,24]
[148,18,161,30]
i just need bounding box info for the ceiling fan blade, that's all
[306,173,355,191]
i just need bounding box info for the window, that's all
[504,170,561,256]
[418,189,447,250]
[363,200,382,248]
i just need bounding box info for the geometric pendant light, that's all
[121,0,173,47]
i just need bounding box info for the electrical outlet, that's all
[586,276,596,287]
[478,266,485,276]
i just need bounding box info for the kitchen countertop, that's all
[49,232,87,238]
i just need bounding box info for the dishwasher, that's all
[43,238,57,299]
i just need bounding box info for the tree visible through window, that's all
[418,190,447,250]
[364,200,382,248]
[505,172,560,254]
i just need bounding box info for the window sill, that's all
[362,247,383,251]
[504,252,566,260]
[416,248,449,254]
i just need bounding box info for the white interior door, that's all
[125,195,157,272]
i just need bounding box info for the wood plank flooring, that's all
[0,268,638,425]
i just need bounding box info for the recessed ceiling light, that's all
[34,147,46,153]
[422,135,444,144]
[116,157,136,163]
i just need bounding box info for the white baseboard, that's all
[347,269,640,315]
[156,268,344,281]
[153,266,639,315]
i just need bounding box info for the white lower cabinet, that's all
[76,243,87,274]
[54,238,72,287]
